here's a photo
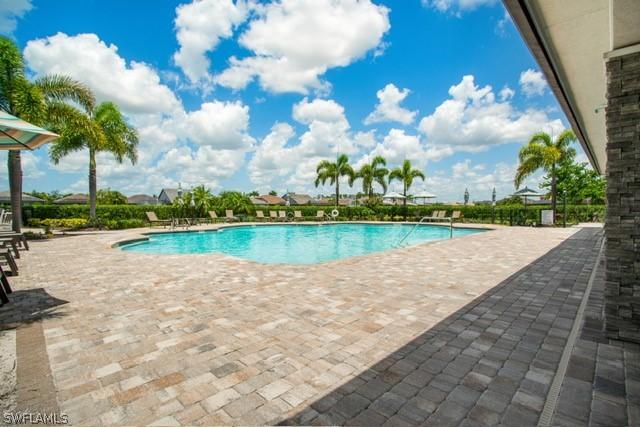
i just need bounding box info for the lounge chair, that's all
[425,210,439,220]
[225,210,239,222]
[0,265,10,305]
[294,210,304,221]
[437,210,447,219]
[0,264,11,305]
[277,210,287,222]
[0,237,20,259]
[0,231,29,250]
[269,211,278,222]
[0,211,12,228]
[208,211,219,223]
[316,210,326,221]
[146,212,172,228]
[451,211,463,222]
[0,249,18,276]
[256,211,266,221]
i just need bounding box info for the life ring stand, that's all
[331,209,339,218]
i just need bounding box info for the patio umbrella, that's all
[511,187,543,220]
[382,191,405,199]
[0,110,58,150]
[0,110,58,231]
[382,191,405,205]
[412,190,437,205]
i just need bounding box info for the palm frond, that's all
[555,129,576,149]
[528,131,552,147]
[514,157,543,188]
[0,36,26,113]
[35,75,95,113]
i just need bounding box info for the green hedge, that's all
[24,203,604,226]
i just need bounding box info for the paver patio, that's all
[0,223,636,426]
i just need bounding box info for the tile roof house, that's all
[53,194,89,205]
[283,193,313,205]
[127,194,158,205]
[250,197,268,205]
[158,189,180,205]
[252,194,286,205]
[0,191,44,204]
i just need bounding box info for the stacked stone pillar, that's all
[605,49,640,343]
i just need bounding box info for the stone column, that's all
[604,48,640,343]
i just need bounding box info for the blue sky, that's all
[0,0,583,202]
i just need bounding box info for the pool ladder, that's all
[395,216,453,247]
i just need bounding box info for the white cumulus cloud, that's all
[499,85,515,101]
[519,69,548,97]
[364,83,417,125]
[181,100,255,150]
[422,0,498,14]
[418,75,562,153]
[173,0,249,86]
[24,33,181,115]
[248,122,296,185]
[215,0,390,94]
[0,0,32,34]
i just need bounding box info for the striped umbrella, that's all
[0,110,58,150]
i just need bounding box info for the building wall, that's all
[604,49,640,343]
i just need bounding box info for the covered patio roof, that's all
[503,0,640,174]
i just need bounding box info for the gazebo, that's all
[511,187,543,221]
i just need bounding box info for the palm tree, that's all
[0,36,95,231]
[192,185,213,217]
[315,154,355,207]
[515,129,577,219]
[50,102,138,219]
[389,159,426,206]
[357,156,388,198]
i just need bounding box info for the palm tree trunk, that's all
[551,163,557,224]
[8,151,22,232]
[403,183,407,207]
[403,182,407,220]
[89,148,97,219]
[335,178,340,208]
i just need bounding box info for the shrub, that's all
[104,219,146,230]
[39,218,89,230]
[24,203,605,226]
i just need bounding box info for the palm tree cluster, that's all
[314,155,425,207]
[0,36,138,229]
[515,129,577,219]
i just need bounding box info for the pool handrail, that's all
[396,215,453,247]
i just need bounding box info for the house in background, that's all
[53,194,88,205]
[158,188,180,205]
[251,194,286,205]
[0,191,44,205]
[282,192,312,205]
[310,198,330,205]
[127,194,158,205]
[250,197,268,205]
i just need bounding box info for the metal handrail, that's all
[396,216,453,247]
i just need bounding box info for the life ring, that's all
[331,209,339,218]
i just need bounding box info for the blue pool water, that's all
[120,224,485,264]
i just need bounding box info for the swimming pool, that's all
[120,223,485,264]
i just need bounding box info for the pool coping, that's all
[110,221,494,248]
[109,221,495,266]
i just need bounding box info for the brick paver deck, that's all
[0,223,635,426]
[552,257,640,427]
[284,227,608,426]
